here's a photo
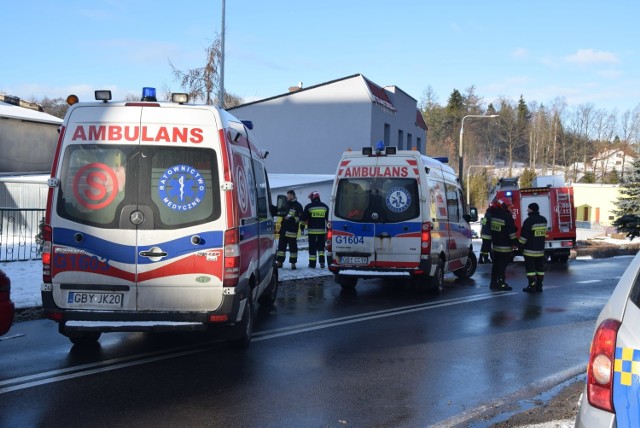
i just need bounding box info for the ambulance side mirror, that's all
[276,195,289,217]
[466,207,479,223]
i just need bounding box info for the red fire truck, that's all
[489,175,576,263]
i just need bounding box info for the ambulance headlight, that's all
[142,87,157,102]
[172,93,189,104]
[95,90,112,102]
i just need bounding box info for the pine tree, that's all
[612,156,640,239]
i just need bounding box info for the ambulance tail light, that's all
[42,225,52,283]
[326,222,333,252]
[421,222,431,255]
[223,228,240,287]
[586,318,620,413]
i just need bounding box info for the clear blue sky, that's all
[2,0,639,112]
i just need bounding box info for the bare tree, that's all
[169,36,244,108]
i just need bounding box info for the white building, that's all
[229,73,428,174]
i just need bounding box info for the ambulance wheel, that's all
[68,332,102,346]
[337,275,358,290]
[231,294,254,349]
[429,258,445,292]
[258,268,279,307]
[453,250,477,279]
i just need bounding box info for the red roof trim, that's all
[416,110,428,130]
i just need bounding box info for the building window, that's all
[398,130,404,150]
[384,124,390,146]
[407,133,412,149]
[416,137,422,153]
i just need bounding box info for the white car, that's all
[576,251,640,427]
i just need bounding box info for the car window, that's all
[334,178,419,222]
[58,145,221,228]
[57,144,131,226]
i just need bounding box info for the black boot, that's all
[536,275,544,292]
[493,277,512,291]
[479,254,487,264]
[523,277,537,293]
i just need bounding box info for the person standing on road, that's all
[479,203,495,264]
[489,198,518,291]
[276,190,304,270]
[301,191,329,269]
[519,202,548,293]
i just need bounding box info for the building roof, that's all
[0,100,62,125]
[416,110,428,130]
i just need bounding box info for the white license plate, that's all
[67,292,123,307]
[340,256,368,265]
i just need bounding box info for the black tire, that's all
[559,254,569,263]
[429,258,445,292]
[258,268,279,307]
[337,275,358,290]
[453,250,477,279]
[68,332,101,346]
[230,294,253,349]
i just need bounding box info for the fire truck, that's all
[488,175,576,263]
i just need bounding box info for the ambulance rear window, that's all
[57,145,220,228]
[334,178,419,222]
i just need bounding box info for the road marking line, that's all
[0,292,514,395]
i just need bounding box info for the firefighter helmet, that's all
[308,191,320,201]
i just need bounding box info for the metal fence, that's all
[0,208,45,262]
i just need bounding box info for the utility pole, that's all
[218,0,225,108]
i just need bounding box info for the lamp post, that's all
[466,165,493,206]
[458,114,499,185]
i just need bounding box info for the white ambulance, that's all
[327,143,478,291]
[41,88,278,347]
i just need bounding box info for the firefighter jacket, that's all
[302,200,329,235]
[490,207,518,253]
[480,207,494,241]
[518,211,548,257]
[281,198,303,239]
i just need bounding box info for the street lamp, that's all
[466,164,493,206]
[458,114,499,185]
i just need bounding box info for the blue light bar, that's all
[375,140,385,153]
[142,87,157,102]
[506,191,512,197]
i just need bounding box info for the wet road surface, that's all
[0,256,627,427]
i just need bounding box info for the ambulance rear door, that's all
[332,154,422,269]
[134,106,225,311]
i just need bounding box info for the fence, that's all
[0,208,45,262]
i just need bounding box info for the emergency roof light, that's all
[95,90,112,102]
[141,87,157,102]
[362,147,373,155]
[66,94,79,106]
[375,140,385,154]
[385,146,397,155]
[506,191,512,197]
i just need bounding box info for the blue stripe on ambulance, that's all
[53,227,224,264]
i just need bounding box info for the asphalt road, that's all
[0,255,628,427]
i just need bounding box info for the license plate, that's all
[67,292,123,307]
[340,256,368,265]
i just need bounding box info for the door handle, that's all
[139,248,168,258]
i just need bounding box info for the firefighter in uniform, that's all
[518,202,548,293]
[479,203,495,264]
[276,189,304,270]
[489,198,518,291]
[301,191,329,269]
